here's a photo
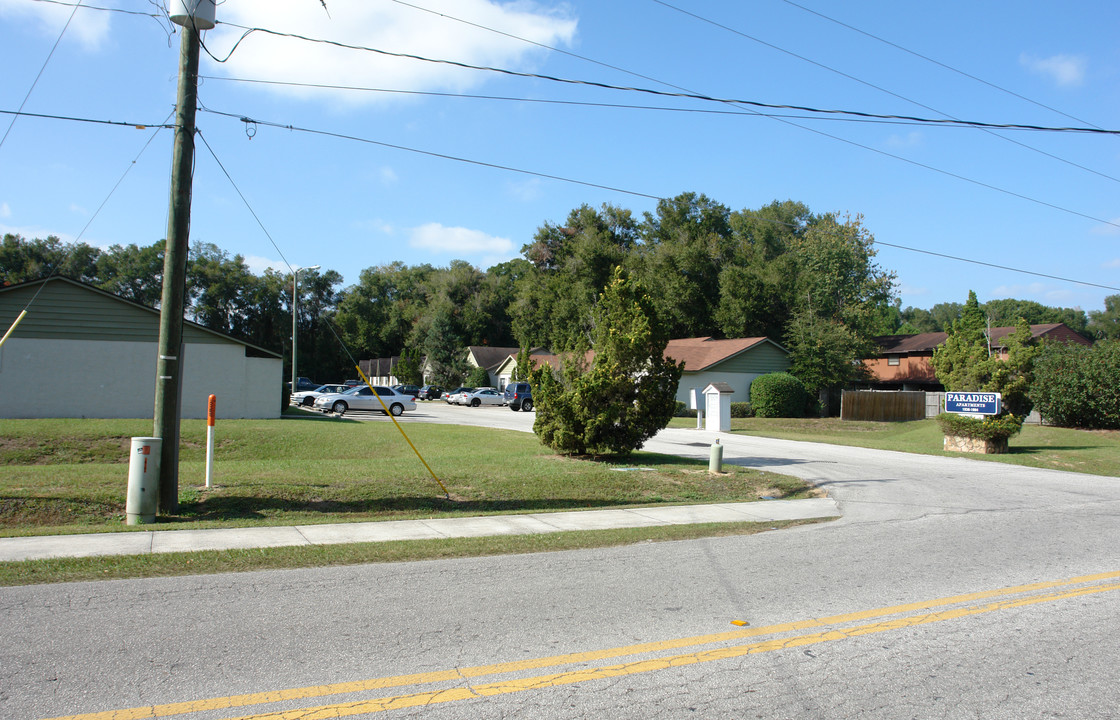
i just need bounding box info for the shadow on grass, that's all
[1008,445,1097,454]
[171,495,637,522]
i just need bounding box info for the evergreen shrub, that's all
[1030,340,1120,429]
[937,412,1024,441]
[750,373,808,418]
[730,402,753,418]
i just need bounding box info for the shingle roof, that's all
[875,323,1089,354]
[663,336,780,372]
[467,345,521,371]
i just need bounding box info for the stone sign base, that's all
[944,434,1009,454]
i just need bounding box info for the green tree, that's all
[633,192,733,339]
[1,233,101,284]
[531,268,682,457]
[1088,294,1120,340]
[982,298,1089,339]
[932,291,1039,417]
[95,241,164,306]
[782,213,895,402]
[394,347,424,386]
[1030,340,1120,429]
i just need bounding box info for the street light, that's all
[291,265,320,392]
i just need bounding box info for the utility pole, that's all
[154,5,210,514]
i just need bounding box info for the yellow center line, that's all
[43,570,1120,720]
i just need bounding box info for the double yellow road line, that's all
[47,570,1120,720]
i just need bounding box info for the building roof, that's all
[467,345,521,371]
[875,323,1090,354]
[663,336,785,372]
[0,276,281,358]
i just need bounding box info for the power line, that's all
[0,109,173,130]
[193,75,1115,135]
[209,23,1118,137]
[198,106,1118,293]
[0,0,82,154]
[780,0,1107,132]
[649,0,1120,185]
[198,106,664,202]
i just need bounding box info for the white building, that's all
[0,277,283,419]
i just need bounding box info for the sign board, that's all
[945,391,1001,416]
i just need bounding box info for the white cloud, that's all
[1090,218,1120,236]
[211,0,578,107]
[506,177,543,202]
[379,167,398,185]
[885,132,923,149]
[1019,53,1087,87]
[409,222,514,257]
[989,281,1051,298]
[1104,258,1120,269]
[244,254,286,275]
[0,202,10,219]
[0,0,110,50]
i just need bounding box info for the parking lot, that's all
[324,397,537,434]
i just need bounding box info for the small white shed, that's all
[704,382,735,432]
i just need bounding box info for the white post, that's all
[204,394,216,488]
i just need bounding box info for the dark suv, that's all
[503,382,533,412]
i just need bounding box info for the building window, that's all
[887,355,900,366]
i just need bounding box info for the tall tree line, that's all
[4,191,1114,388]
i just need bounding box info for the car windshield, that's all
[342,387,363,395]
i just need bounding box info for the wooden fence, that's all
[840,390,927,422]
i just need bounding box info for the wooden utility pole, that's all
[153,22,201,514]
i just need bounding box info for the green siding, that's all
[710,342,790,374]
[0,279,265,350]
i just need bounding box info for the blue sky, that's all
[2,0,1118,316]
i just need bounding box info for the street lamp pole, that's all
[291,265,320,392]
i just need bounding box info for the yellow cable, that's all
[355,367,450,499]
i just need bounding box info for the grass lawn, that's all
[0,414,809,537]
[665,417,1120,478]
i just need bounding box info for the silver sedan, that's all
[313,385,417,416]
[463,388,506,407]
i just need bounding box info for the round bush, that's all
[1030,340,1120,429]
[750,373,809,418]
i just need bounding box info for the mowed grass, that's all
[0,414,810,537]
[665,417,1120,477]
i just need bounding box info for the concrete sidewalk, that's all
[0,498,839,562]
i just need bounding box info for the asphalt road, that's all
[3,406,1119,719]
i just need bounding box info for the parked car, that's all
[443,387,474,404]
[464,388,505,407]
[313,385,416,416]
[291,383,349,407]
[343,379,362,386]
[289,376,319,392]
[418,384,443,400]
[504,382,533,412]
[392,384,421,398]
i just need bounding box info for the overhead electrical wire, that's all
[0,0,83,154]
[195,106,1119,293]
[193,75,1114,136]
[197,105,662,201]
[12,0,1117,293]
[648,0,1120,185]
[208,22,1116,137]
[779,0,1108,132]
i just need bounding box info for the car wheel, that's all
[522,400,533,412]
[509,403,520,412]
[301,397,315,406]
[471,398,481,407]
[332,401,348,415]
[390,403,404,416]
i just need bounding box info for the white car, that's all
[291,383,349,407]
[313,385,416,416]
[463,388,505,407]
